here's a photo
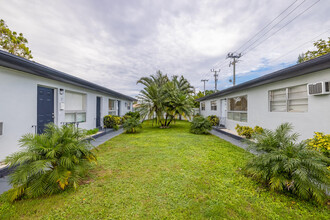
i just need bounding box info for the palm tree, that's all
[136,71,194,127]
[246,123,330,204]
[5,124,96,201]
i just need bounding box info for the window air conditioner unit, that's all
[307,82,330,95]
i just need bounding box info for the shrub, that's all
[103,115,121,130]
[308,132,330,158]
[125,111,140,119]
[5,124,97,201]
[235,124,264,139]
[207,115,219,126]
[85,128,99,136]
[253,126,264,134]
[246,123,330,204]
[190,116,212,134]
[123,117,142,133]
[121,115,131,124]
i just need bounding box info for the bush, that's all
[253,126,264,134]
[190,116,212,134]
[85,128,99,136]
[103,115,121,130]
[5,124,97,201]
[308,132,330,158]
[123,117,142,133]
[207,115,219,126]
[235,124,264,139]
[125,111,140,119]
[246,123,330,204]
[121,115,131,124]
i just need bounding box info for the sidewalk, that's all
[0,129,124,195]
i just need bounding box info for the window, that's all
[269,84,308,112]
[227,96,247,122]
[108,99,116,115]
[201,102,205,111]
[65,91,87,122]
[125,102,131,110]
[211,101,217,111]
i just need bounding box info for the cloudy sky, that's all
[1,0,329,97]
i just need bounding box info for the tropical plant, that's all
[123,117,142,133]
[246,123,330,204]
[0,19,33,59]
[103,115,121,130]
[136,71,194,128]
[235,124,260,139]
[125,111,140,119]
[207,115,219,126]
[5,124,97,201]
[190,116,212,134]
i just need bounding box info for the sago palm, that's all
[5,123,97,201]
[246,123,330,204]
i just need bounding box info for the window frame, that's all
[210,100,217,111]
[108,99,116,115]
[201,102,205,111]
[64,90,87,123]
[227,95,248,122]
[269,84,308,113]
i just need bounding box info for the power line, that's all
[243,0,321,55]
[211,0,302,70]
[227,53,242,86]
[201,79,208,95]
[268,28,330,63]
[235,0,299,53]
[241,0,308,55]
[210,69,220,92]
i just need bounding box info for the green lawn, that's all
[0,121,329,219]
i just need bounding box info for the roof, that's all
[197,53,330,101]
[0,50,137,101]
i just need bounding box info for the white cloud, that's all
[0,0,329,97]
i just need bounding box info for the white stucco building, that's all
[0,50,136,161]
[197,54,330,141]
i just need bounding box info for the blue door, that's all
[37,86,54,134]
[96,97,101,128]
[117,100,121,116]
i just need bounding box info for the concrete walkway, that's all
[210,129,258,155]
[0,129,124,195]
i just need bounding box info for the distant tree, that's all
[297,37,330,63]
[0,19,33,59]
[193,90,215,108]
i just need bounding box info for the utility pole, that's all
[227,52,242,86]
[201,79,208,95]
[210,69,220,92]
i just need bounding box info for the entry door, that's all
[220,99,227,127]
[117,100,121,116]
[96,97,101,128]
[37,86,54,134]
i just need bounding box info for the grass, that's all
[0,120,329,219]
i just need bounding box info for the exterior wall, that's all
[0,67,133,161]
[200,69,330,141]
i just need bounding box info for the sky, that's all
[1,0,329,97]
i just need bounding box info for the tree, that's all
[0,19,33,59]
[193,90,215,108]
[136,71,194,127]
[297,37,330,63]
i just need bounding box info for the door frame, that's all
[37,85,56,134]
[96,96,102,128]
